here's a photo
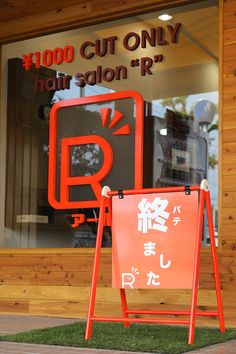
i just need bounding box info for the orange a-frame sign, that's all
[85,180,225,344]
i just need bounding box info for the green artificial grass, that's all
[0,322,236,354]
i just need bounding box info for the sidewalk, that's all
[0,342,149,354]
[1,340,236,353]
[0,314,81,335]
[0,314,235,354]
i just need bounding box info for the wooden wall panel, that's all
[222,0,236,258]
[0,299,29,313]
[223,0,236,29]
[223,61,236,77]
[223,127,236,143]
[0,251,235,327]
[224,27,236,46]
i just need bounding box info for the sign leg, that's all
[85,196,107,339]
[205,191,225,332]
[188,189,205,344]
[120,288,131,327]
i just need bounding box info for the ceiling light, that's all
[158,14,173,21]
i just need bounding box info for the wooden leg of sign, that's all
[205,191,225,333]
[85,196,107,340]
[188,189,205,345]
[119,289,131,327]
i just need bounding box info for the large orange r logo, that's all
[48,90,144,209]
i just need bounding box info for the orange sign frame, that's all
[85,181,225,344]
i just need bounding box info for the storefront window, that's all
[1,0,219,248]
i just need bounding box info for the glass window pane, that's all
[2,0,219,248]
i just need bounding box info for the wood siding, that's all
[219,0,236,326]
[0,0,236,327]
[0,248,234,327]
